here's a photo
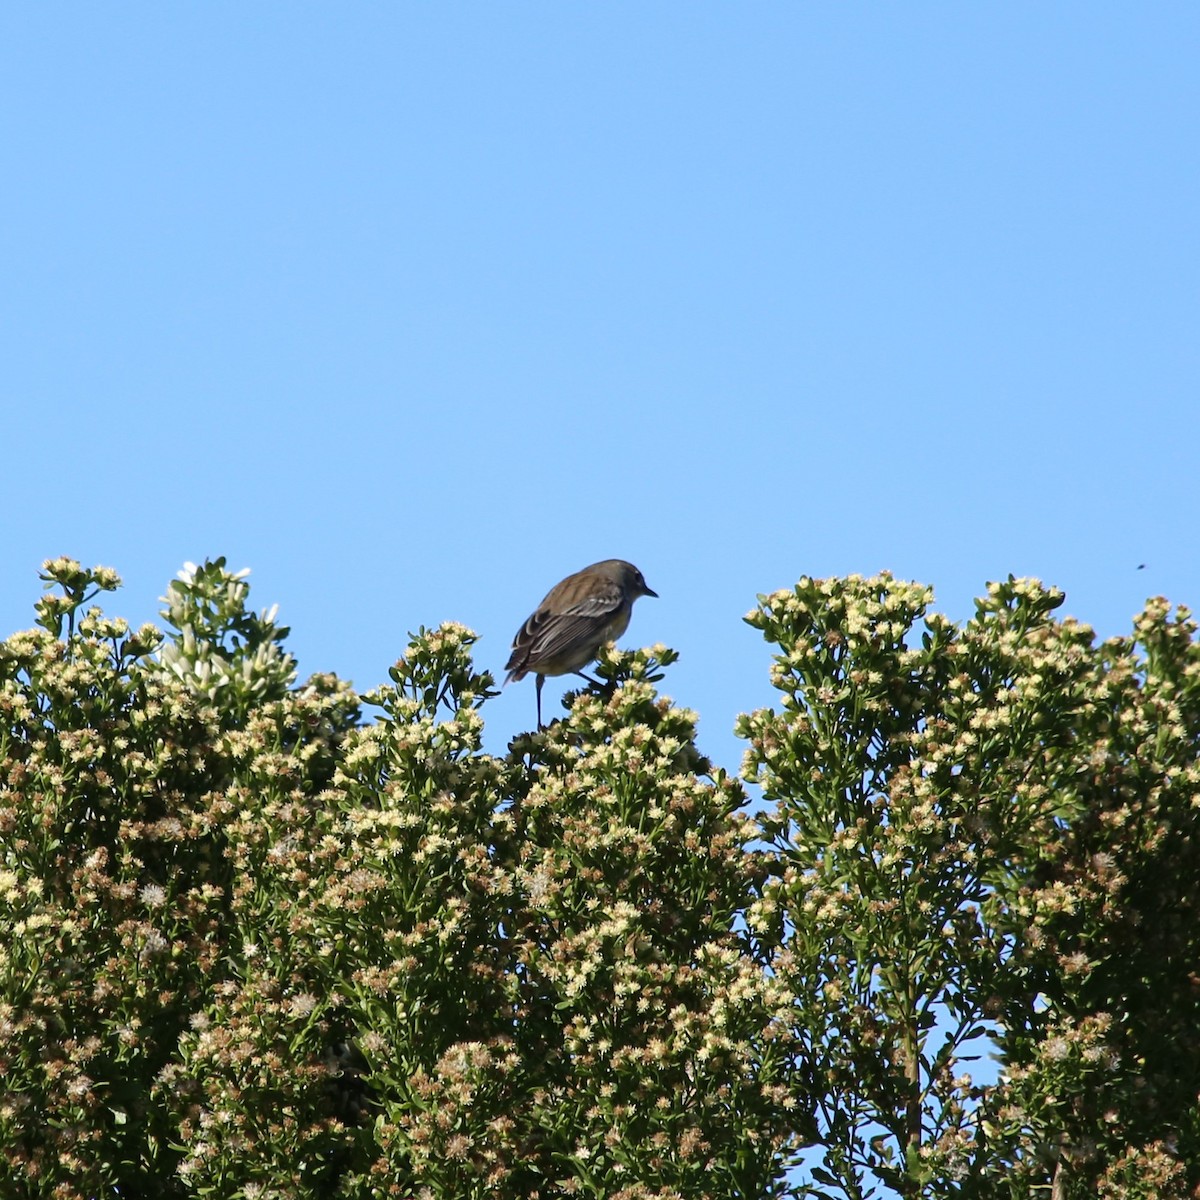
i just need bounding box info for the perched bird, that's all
[505,559,658,728]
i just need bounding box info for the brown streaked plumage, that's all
[505,559,658,729]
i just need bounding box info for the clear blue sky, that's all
[3,5,1197,769]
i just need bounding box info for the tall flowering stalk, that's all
[986,597,1200,1200]
[318,638,800,1198]
[0,559,360,1198]
[740,574,1200,1200]
[496,644,803,1199]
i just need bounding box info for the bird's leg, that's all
[536,674,545,730]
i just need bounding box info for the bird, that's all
[505,559,658,729]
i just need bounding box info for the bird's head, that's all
[591,559,658,599]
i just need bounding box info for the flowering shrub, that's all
[0,561,794,1199]
[741,573,1200,1200]
[1,560,1197,1199]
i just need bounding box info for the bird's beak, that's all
[643,584,658,598]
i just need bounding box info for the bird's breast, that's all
[603,608,632,644]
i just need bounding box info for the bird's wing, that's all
[505,578,624,676]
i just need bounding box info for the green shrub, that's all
[2,560,1197,1199]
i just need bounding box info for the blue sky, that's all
[3,5,1197,769]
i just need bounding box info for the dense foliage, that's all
[1,559,1197,1199]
